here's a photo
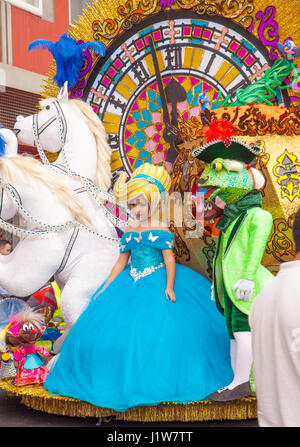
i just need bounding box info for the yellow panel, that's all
[191,48,204,70]
[103,123,120,133]
[121,74,138,93]
[102,113,121,124]
[207,89,216,101]
[144,54,156,77]
[184,47,194,68]
[115,83,132,100]
[221,67,241,88]
[111,151,121,162]
[111,159,124,171]
[157,51,165,72]
[181,79,192,94]
[126,147,141,158]
[127,123,139,133]
[214,61,233,82]
[137,98,147,109]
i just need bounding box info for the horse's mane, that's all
[69,99,112,191]
[0,155,92,228]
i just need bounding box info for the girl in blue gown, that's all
[44,164,233,411]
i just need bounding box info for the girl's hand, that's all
[165,287,176,303]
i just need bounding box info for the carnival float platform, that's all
[0,0,298,423]
[0,379,256,422]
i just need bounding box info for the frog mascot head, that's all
[193,118,265,208]
[192,119,274,401]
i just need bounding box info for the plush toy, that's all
[0,299,26,380]
[192,119,274,401]
[0,299,50,386]
[276,38,300,60]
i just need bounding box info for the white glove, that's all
[232,279,254,301]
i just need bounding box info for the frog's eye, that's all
[212,161,223,172]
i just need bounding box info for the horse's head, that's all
[14,81,112,190]
[14,82,70,153]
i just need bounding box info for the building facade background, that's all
[0,0,93,129]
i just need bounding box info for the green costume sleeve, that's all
[241,208,273,281]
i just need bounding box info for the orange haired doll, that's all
[5,307,50,386]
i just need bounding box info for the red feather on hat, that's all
[204,119,238,144]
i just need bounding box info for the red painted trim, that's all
[18,143,37,155]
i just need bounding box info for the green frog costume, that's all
[193,127,274,401]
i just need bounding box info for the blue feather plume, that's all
[28,33,106,88]
[0,135,6,157]
[0,127,6,157]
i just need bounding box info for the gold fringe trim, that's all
[0,378,257,422]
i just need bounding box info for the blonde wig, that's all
[113,163,171,219]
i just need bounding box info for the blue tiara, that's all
[133,174,166,197]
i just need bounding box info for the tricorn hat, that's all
[192,138,261,164]
[192,119,261,164]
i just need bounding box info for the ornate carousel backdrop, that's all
[41,0,300,280]
[1,0,299,422]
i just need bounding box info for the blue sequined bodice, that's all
[131,243,164,271]
[120,230,175,282]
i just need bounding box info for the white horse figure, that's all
[13,81,125,235]
[0,129,119,352]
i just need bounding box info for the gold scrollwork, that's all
[273,149,300,202]
[220,0,254,19]
[202,233,216,279]
[92,0,255,42]
[170,220,191,262]
[266,217,295,262]
[178,116,204,142]
[272,106,300,136]
[253,140,270,170]
[179,105,300,140]
[92,0,158,41]
[177,0,254,25]
[237,105,269,136]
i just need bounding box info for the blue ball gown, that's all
[44,230,233,411]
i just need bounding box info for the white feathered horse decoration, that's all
[15,33,128,232]
[0,129,119,352]
[14,82,127,233]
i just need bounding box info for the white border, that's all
[0,62,45,93]
[5,0,43,17]
[1,1,8,64]
[68,0,71,25]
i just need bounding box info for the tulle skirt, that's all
[44,264,233,411]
